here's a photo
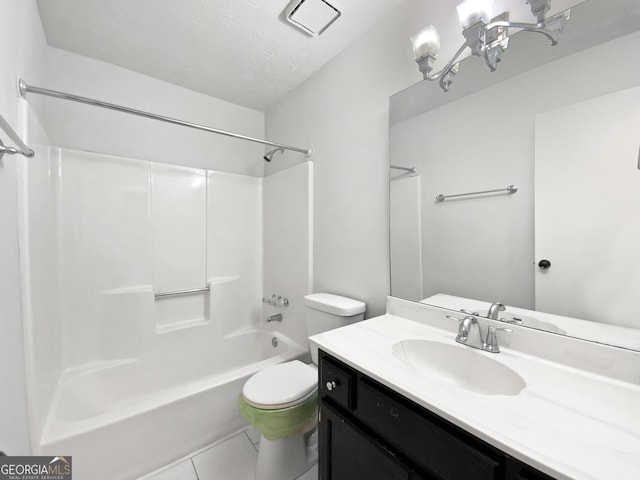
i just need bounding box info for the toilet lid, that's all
[243,360,317,409]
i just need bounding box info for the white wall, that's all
[42,47,266,176]
[0,0,48,455]
[265,0,440,317]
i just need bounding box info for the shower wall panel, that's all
[22,147,264,445]
[151,164,207,294]
[22,146,62,442]
[208,171,263,336]
[58,150,152,367]
[263,162,312,346]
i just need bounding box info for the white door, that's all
[534,86,640,327]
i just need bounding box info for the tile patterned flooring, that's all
[138,427,318,480]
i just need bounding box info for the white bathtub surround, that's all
[310,297,640,480]
[19,147,314,479]
[389,174,423,300]
[151,163,207,294]
[151,163,209,331]
[39,329,305,479]
[263,162,313,346]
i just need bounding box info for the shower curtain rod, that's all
[18,80,312,157]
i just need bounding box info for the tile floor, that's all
[138,427,318,480]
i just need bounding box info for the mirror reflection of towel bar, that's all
[154,287,210,299]
[436,185,517,202]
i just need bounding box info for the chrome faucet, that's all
[266,313,282,323]
[449,315,512,353]
[455,316,485,350]
[487,302,506,320]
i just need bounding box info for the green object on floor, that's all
[239,393,318,441]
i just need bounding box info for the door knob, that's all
[538,259,551,269]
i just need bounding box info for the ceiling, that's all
[36,0,405,112]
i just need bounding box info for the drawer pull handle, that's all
[326,380,338,391]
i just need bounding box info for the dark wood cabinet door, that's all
[355,378,503,480]
[319,402,427,480]
[318,351,558,480]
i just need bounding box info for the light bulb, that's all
[410,25,440,59]
[456,0,493,29]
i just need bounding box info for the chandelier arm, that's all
[439,74,453,93]
[485,20,543,31]
[517,26,561,44]
[485,20,564,45]
[424,42,468,81]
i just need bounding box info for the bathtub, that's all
[35,329,307,480]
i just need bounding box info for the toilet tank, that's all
[304,293,366,364]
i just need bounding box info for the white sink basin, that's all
[392,340,526,396]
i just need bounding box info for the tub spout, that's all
[266,314,283,323]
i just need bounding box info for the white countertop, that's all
[310,298,640,480]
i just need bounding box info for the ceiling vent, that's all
[284,0,342,37]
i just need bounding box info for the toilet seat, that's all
[243,360,318,409]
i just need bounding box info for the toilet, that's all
[240,293,366,480]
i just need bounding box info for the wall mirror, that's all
[389,0,640,351]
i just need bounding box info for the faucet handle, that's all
[275,296,290,308]
[460,308,480,316]
[484,326,512,353]
[446,315,468,335]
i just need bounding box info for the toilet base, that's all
[255,429,318,480]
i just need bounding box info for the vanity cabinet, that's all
[318,351,556,480]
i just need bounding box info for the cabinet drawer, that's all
[356,378,503,480]
[320,354,356,411]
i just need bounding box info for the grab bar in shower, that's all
[435,185,518,202]
[154,287,210,299]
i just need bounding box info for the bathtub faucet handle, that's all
[276,296,289,308]
[262,294,277,306]
[262,294,289,308]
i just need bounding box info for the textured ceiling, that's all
[36,0,405,112]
